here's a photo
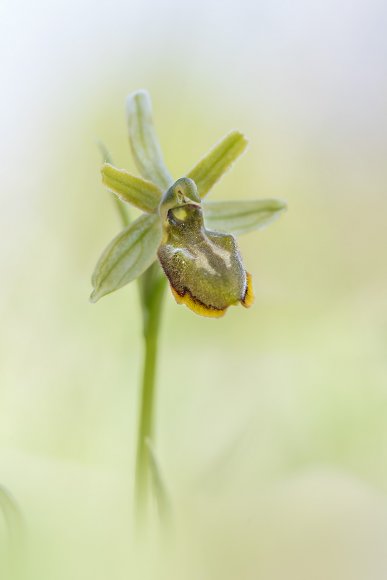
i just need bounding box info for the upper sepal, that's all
[90,213,162,302]
[126,90,173,190]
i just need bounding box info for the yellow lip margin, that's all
[241,272,254,308]
[169,272,254,318]
[170,286,227,318]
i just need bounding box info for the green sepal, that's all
[101,163,162,214]
[203,199,287,235]
[126,90,173,191]
[90,213,162,302]
[186,131,248,198]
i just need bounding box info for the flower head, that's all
[90,90,286,317]
[157,178,253,317]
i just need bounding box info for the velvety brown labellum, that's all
[158,203,254,317]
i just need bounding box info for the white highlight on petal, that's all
[208,243,232,268]
[192,250,217,275]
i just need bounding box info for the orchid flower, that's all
[91,90,286,318]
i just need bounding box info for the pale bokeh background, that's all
[1,0,387,578]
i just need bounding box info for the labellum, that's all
[157,178,254,317]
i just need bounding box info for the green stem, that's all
[135,265,166,519]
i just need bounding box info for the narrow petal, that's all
[186,131,248,198]
[126,90,173,190]
[98,147,130,227]
[101,163,162,213]
[203,199,287,235]
[90,214,162,302]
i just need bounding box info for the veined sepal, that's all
[203,198,287,236]
[126,90,173,191]
[90,213,162,302]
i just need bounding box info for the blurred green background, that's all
[1,0,387,578]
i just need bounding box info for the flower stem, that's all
[135,263,166,520]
